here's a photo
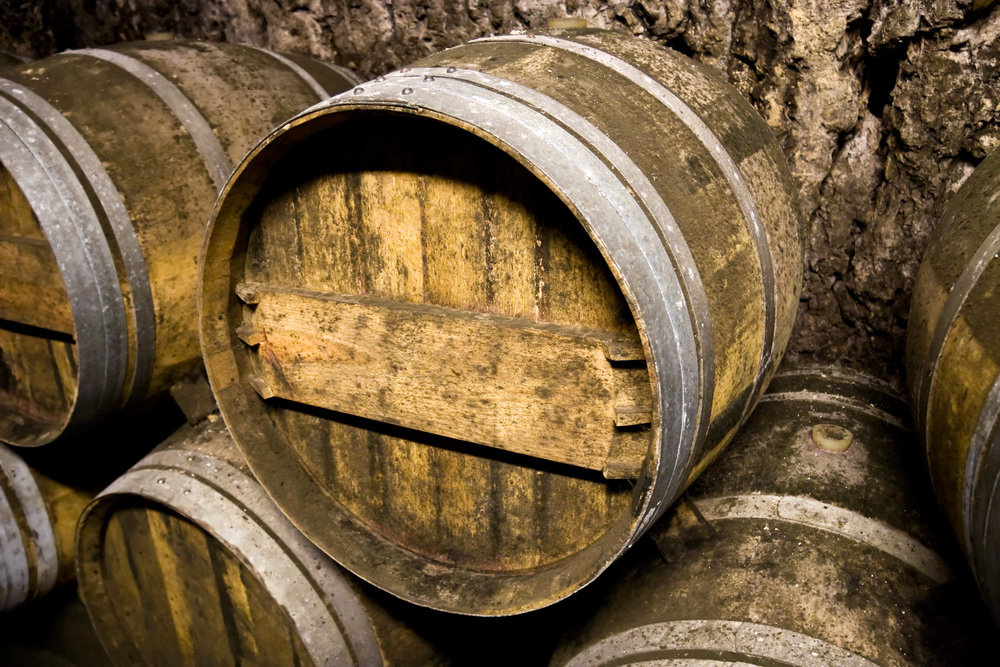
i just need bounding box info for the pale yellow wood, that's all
[241,282,651,472]
[146,510,198,667]
[613,406,654,427]
[218,555,261,660]
[102,513,151,657]
[0,236,74,335]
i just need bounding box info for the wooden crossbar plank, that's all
[237,282,652,474]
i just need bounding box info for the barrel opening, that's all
[0,163,79,447]
[80,495,318,666]
[220,109,656,587]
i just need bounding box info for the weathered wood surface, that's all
[100,501,318,667]
[208,115,639,599]
[240,282,651,473]
[0,41,358,447]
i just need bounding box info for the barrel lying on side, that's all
[552,368,990,666]
[76,417,458,667]
[907,147,1000,626]
[0,40,359,447]
[199,28,801,615]
[0,443,91,612]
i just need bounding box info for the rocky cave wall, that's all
[4,0,1000,387]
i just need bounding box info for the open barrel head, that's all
[200,29,802,614]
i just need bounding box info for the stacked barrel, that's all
[1,24,996,667]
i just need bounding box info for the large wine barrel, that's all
[551,368,991,666]
[76,417,454,667]
[199,28,801,614]
[907,147,1000,626]
[0,41,359,447]
[0,443,91,612]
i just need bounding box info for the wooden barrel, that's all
[76,417,453,666]
[0,443,91,612]
[199,28,801,614]
[907,147,1000,626]
[551,368,991,666]
[0,41,359,447]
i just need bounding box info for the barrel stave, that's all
[906,146,1000,623]
[101,499,317,666]
[3,52,217,414]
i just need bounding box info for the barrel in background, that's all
[907,146,1000,626]
[0,40,358,447]
[199,28,801,614]
[0,443,91,612]
[552,367,991,666]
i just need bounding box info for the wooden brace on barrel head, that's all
[235,282,652,479]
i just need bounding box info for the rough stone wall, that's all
[4,0,1000,386]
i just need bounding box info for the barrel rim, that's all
[0,76,158,416]
[0,93,127,447]
[198,65,713,613]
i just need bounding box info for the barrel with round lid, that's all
[551,367,991,666]
[0,442,92,612]
[76,417,456,667]
[199,29,801,614]
[907,147,1000,626]
[0,40,359,447]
